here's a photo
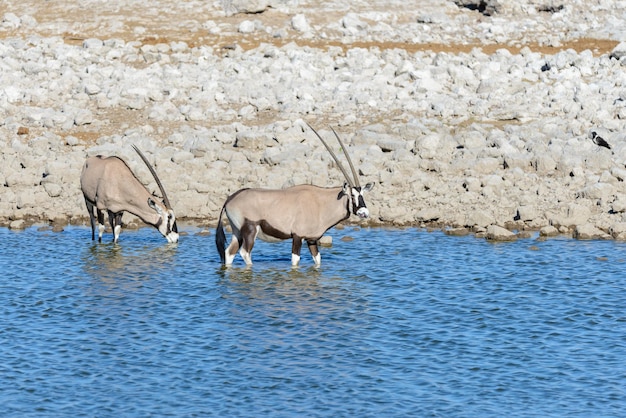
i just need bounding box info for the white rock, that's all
[2,13,21,29]
[291,14,311,32]
[82,38,104,49]
[238,20,256,34]
[486,225,517,241]
[224,0,269,15]
[539,225,559,237]
[516,205,538,222]
[466,210,493,228]
[43,182,63,198]
[573,223,611,240]
[9,219,26,229]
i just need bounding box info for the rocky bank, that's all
[2,0,626,240]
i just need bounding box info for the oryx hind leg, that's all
[85,199,97,241]
[224,225,242,266]
[307,239,321,266]
[225,235,240,266]
[96,209,106,242]
[239,222,258,266]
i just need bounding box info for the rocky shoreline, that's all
[2,0,626,241]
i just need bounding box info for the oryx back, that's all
[81,156,148,214]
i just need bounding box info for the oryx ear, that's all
[148,198,164,215]
[342,182,350,193]
[363,182,375,192]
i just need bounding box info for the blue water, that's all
[1,225,625,417]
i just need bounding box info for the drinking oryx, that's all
[215,124,374,266]
[80,145,179,243]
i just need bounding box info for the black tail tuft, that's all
[216,206,227,264]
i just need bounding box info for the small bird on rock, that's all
[590,131,611,150]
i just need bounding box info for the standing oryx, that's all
[80,145,179,243]
[215,124,374,266]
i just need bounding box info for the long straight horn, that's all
[306,122,354,188]
[132,145,173,209]
[330,126,360,188]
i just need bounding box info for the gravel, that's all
[2,0,626,240]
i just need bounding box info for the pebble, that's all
[1,1,626,241]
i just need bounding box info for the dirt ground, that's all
[3,1,618,54]
[1,1,619,144]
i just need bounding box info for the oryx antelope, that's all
[80,145,179,243]
[215,124,374,266]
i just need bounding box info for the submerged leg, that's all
[291,235,303,266]
[85,199,97,240]
[108,211,123,243]
[239,223,258,265]
[113,212,123,242]
[97,209,106,242]
[307,239,321,266]
[224,224,242,266]
[225,235,240,266]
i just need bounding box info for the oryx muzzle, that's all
[215,124,374,267]
[80,146,179,243]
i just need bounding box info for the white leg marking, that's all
[291,253,301,267]
[113,225,121,242]
[240,248,252,265]
[98,223,105,240]
[239,226,260,266]
[313,253,321,266]
[225,237,239,266]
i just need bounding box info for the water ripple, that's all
[0,226,625,416]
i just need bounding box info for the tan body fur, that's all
[216,183,372,267]
[80,153,178,243]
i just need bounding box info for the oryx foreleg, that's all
[307,239,321,266]
[291,236,303,266]
[238,222,258,265]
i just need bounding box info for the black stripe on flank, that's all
[258,219,291,240]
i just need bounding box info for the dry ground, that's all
[1,1,619,143]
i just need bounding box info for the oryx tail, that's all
[216,205,227,264]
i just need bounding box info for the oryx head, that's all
[133,145,179,243]
[307,123,375,219]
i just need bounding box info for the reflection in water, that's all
[215,264,371,359]
[78,238,179,319]
[82,241,178,284]
[217,264,351,305]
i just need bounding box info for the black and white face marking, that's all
[153,201,179,243]
[165,209,179,243]
[165,207,178,234]
[350,182,374,219]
